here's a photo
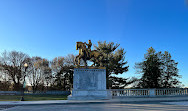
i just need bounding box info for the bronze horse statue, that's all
[75,42,103,67]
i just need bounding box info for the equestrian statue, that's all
[75,40,104,67]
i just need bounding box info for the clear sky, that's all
[0,0,188,87]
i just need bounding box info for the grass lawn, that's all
[0,95,68,101]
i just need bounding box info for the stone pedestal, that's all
[68,67,111,100]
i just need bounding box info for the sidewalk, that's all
[0,100,68,105]
[69,96,188,104]
[0,96,188,105]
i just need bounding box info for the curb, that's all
[0,99,188,106]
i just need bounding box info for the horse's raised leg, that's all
[74,56,78,66]
[78,58,80,66]
[75,55,80,66]
[76,55,81,66]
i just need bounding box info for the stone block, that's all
[68,68,111,100]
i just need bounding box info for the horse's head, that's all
[76,42,84,50]
[76,42,79,50]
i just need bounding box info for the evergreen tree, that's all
[135,47,162,88]
[135,47,181,88]
[94,41,130,88]
[161,51,181,88]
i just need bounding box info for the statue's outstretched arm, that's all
[84,42,89,46]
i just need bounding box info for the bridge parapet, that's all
[110,88,188,97]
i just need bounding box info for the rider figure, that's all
[84,40,92,58]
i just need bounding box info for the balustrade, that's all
[110,88,188,97]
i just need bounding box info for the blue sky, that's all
[0,0,188,87]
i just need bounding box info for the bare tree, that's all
[0,50,29,91]
[51,57,65,90]
[0,71,12,90]
[64,54,76,90]
[28,57,51,93]
[64,54,76,66]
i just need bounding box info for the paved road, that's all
[2,102,188,111]
[0,105,15,111]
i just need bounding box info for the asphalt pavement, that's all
[1,96,188,111]
[2,102,188,111]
